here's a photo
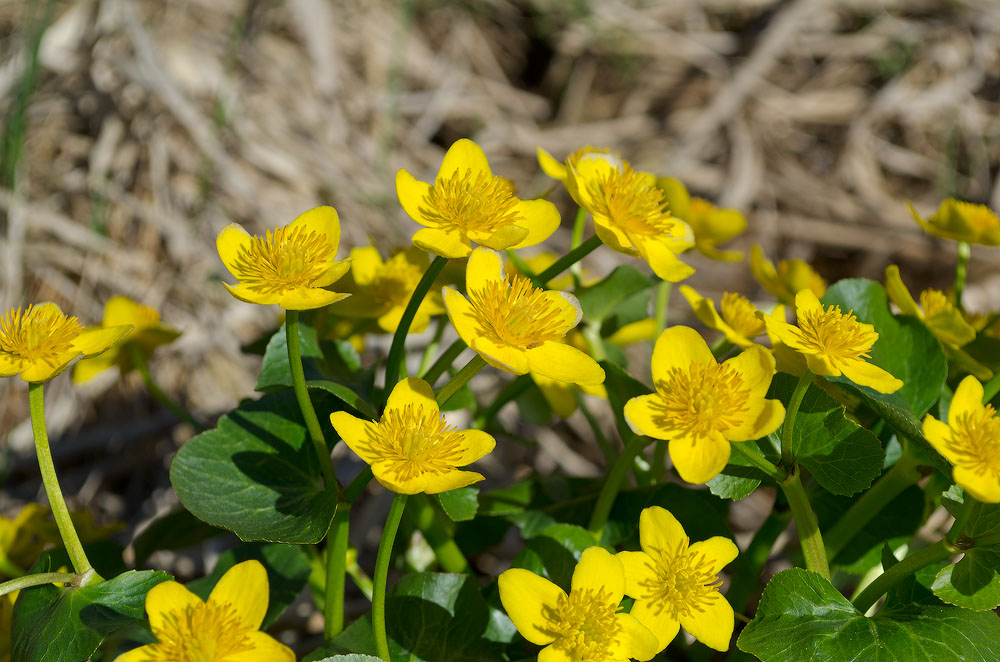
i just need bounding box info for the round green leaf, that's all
[933,552,1000,611]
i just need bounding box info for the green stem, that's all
[582,322,606,362]
[982,370,1000,405]
[852,539,961,613]
[373,493,408,661]
[570,207,587,286]
[286,311,338,490]
[781,467,830,580]
[417,316,448,376]
[955,241,971,312]
[324,505,350,640]
[345,467,374,503]
[0,572,77,598]
[420,339,466,387]
[730,441,785,482]
[475,375,531,428]
[504,249,534,279]
[384,256,449,400]
[576,392,615,466]
[826,448,921,559]
[589,435,649,534]
[408,495,468,573]
[346,552,374,600]
[654,281,671,337]
[532,235,602,288]
[129,345,205,431]
[435,355,487,407]
[781,370,814,467]
[947,495,977,543]
[28,383,100,581]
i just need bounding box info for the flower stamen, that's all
[422,170,522,236]
[653,362,750,438]
[0,305,83,366]
[230,226,333,295]
[545,587,622,660]
[719,293,764,339]
[362,404,467,483]
[468,275,569,347]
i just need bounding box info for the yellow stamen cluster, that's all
[719,293,764,338]
[946,407,1000,475]
[919,289,953,318]
[586,166,676,237]
[655,362,750,438]
[230,226,333,295]
[469,275,568,347]
[792,304,877,363]
[423,170,521,234]
[642,538,723,621]
[0,305,83,365]
[365,404,466,483]
[956,201,999,230]
[370,258,425,309]
[547,587,622,660]
[145,602,253,661]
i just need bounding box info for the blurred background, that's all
[1,0,999,652]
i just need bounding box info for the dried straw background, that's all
[1,0,1000,646]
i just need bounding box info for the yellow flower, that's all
[658,177,746,261]
[72,296,181,383]
[396,139,560,258]
[536,145,617,182]
[617,506,738,653]
[0,303,131,383]
[624,326,785,484]
[330,246,445,334]
[498,546,659,662]
[884,265,976,349]
[444,248,605,386]
[762,290,904,393]
[0,504,52,575]
[908,198,1000,246]
[749,245,826,303]
[566,155,695,282]
[330,377,495,494]
[116,560,294,662]
[216,205,350,310]
[923,376,1000,503]
[680,286,781,349]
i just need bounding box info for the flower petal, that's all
[884,265,922,317]
[439,139,492,181]
[509,199,560,249]
[0,353,24,377]
[146,581,204,637]
[498,568,565,645]
[115,645,154,662]
[651,326,714,388]
[634,235,696,283]
[289,205,341,255]
[413,227,471,258]
[311,260,352,289]
[467,247,506,292]
[542,292,583,333]
[278,288,350,311]
[228,630,297,662]
[922,415,959,464]
[207,559,269,630]
[330,412,381,464]
[386,377,438,416]
[102,296,157,328]
[593,215,637,254]
[838,358,903,394]
[71,353,117,383]
[669,432,731,484]
[443,287,479,347]
[526,343,605,386]
[71,325,132,357]
[537,146,568,180]
[954,466,1000,504]
[725,399,785,442]
[609,613,660,661]
[420,469,485,494]
[638,506,686,557]
[216,223,252,275]
[532,372,578,418]
[538,644,573,662]
[623,394,670,440]
[396,169,435,226]
[688,536,739,575]
[454,429,496,465]
[347,246,383,285]
[628,598,680,655]
[19,355,77,383]
[223,282,281,306]
[474,336,530,374]
[950,376,985,423]
[679,592,735,651]
[571,546,625,603]
[475,225,530,251]
[722,345,775,401]
[616,550,659,600]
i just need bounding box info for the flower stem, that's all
[0,571,77,598]
[384,255,449,401]
[532,235,602,288]
[781,466,830,580]
[417,316,448,376]
[781,370,814,467]
[947,495,977,543]
[982,370,1000,406]
[420,339,466,387]
[345,467,374,502]
[128,344,205,431]
[28,383,100,581]
[324,504,351,641]
[576,391,616,466]
[582,322,606,361]
[407,494,469,573]
[286,311,338,490]
[729,441,785,482]
[955,241,971,312]
[373,493,408,661]
[654,281,671,336]
[589,434,649,534]
[434,355,486,407]
[852,538,961,613]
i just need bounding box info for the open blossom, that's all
[617,506,738,653]
[499,546,658,662]
[624,326,784,484]
[216,205,351,310]
[330,378,495,494]
[923,376,1000,503]
[536,144,618,183]
[749,245,826,303]
[396,139,560,258]
[680,286,780,349]
[908,198,1000,246]
[658,177,746,261]
[884,265,976,349]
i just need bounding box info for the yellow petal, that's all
[688,536,739,574]
[223,282,281,306]
[509,199,560,249]
[466,247,505,292]
[229,630,297,662]
[347,247,383,286]
[803,352,841,377]
[623,394,669,440]
[922,415,956,462]
[537,146,568,181]
[526,343,605,386]
[207,559,269,630]
[146,581,204,637]
[949,376,984,423]
[439,138,492,182]
[679,592,735,651]
[420,469,485,495]
[541,291,583,333]
[571,546,624,603]
[954,466,1000,504]
[657,177,691,221]
[698,209,746,242]
[651,326,713,388]
[443,287,478,347]
[722,345,775,401]
[725,399,785,442]
[216,223,253,275]
[749,245,785,300]
[103,296,157,328]
[289,205,341,256]
[680,285,724,331]
[669,432,731,484]
[386,377,438,416]
[396,169,435,226]
[793,289,825,317]
[884,265,921,317]
[634,236,695,283]
[71,353,117,383]
[498,568,565,645]
[616,550,659,600]
[628,598,680,655]
[330,412,381,465]
[609,612,660,661]
[19,355,76,383]
[278,288,350,311]
[533,373,578,418]
[455,429,497,465]
[413,227,471,258]
[638,506,686,558]
[607,318,657,345]
[538,645,572,662]
[311,260,352,289]
[838,358,903,394]
[593,215,637,254]
[115,645,154,662]
[474,336,529,374]
[474,225,530,251]
[0,353,24,377]
[71,325,132,357]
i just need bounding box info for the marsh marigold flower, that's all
[0,303,131,383]
[909,198,1000,246]
[499,546,658,662]
[617,506,738,653]
[116,560,294,662]
[72,296,180,383]
[536,144,617,183]
[884,265,976,349]
[566,155,695,282]
[680,286,780,349]
[444,248,604,386]
[216,205,350,310]
[763,290,904,394]
[624,326,784,484]
[923,376,1000,503]
[396,139,560,258]
[330,377,495,494]
[658,177,746,261]
[749,245,825,303]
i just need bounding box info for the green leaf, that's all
[11,570,171,662]
[170,389,339,543]
[305,379,377,419]
[604,482,730,547]
[186,543,311,627]
[738,568,1000,661]
[437,486,479,522]
[313,656,384,662]
[257,320,325,390]
[769,373,884,495]
[132,507,225,565]
[707,443,766,500]
[932,549,1000,611]
[942,487,1000,539]
[576,265,654,323]
[512,524,599,589]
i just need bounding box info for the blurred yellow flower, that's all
[536,144,617,182]
[923,376,1000,503]
[330,378,495,494]
[617,506,738,653]
[624,326,784,484]
[444,248,605,386]
[72,296,180,383]
[0,504,52,576]
[680,286,780,349]
[909,198,1000,246]
[884,266,976,349]
[499,546,658,662]
[566,155,695,282]
[117,560,293,662]
[658,177,746,261]
[216,206,350,310]
[0,592,13,662]
[749,245,826,303]
[0,303,131,383]
[396,139,560,258]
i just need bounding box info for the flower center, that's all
[546,587,622,661]
[364,404,467,482]
[468,275,571,348]
[586,165,677,237]
[720,292,764,338]
[145,601,253,661]
[919,289,954,318]
[639,537,724,621]
[653,362,750,438]
[955,201,999,230]
[792,304,878,362]
[371,259,423,308]
[422,169,522,237]
[948,406,1000,475]
[230,226,333,294]
[0,305,83,364]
